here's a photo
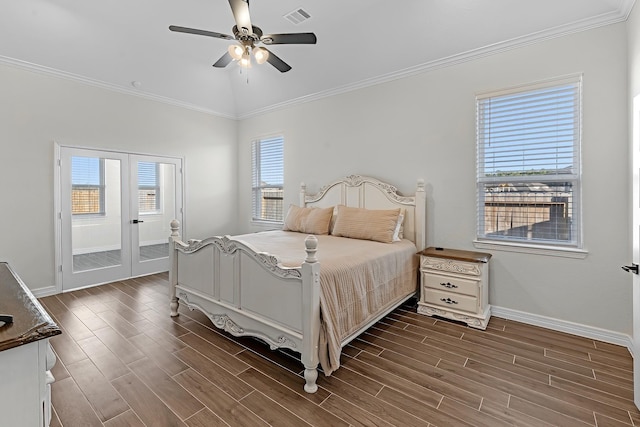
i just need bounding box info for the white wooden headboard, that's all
[300,175,426,250]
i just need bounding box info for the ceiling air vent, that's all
[283,8,311,25]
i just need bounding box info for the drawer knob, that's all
[440,282,458,289]
[440,297,458,305]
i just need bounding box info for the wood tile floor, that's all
[39,273,640,426]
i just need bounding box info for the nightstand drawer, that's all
[423,288,478,313]
[422,272,479,297]
[421,256,483,277]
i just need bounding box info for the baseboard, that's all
[30,285,59,298]
[491,305,634,356]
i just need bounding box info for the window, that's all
[476,76,581,248]
[71,156,105,215]
[252,136,284,222]
[138,162,160,214]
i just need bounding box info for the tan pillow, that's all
[282,205,334,235]
[331,206,401,243]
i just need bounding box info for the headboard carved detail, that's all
[304,175,415,205]
[299,175,426,250]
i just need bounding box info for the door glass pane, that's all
[137,161,175,262]
[72,156,122,272]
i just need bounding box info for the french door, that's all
[58,147,183,291]
[632,96,640,409]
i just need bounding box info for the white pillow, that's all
[393,210,405,242]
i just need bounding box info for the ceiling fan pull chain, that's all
[239,65,249,84]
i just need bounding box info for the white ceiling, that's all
[0,0,635,119]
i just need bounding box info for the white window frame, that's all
[474,75,586,257]
[251,135,284,224]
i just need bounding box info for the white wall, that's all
[239,23,631,335]
[0,63,238,291]
[630,4,640,98]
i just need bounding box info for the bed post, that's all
[301,235,320,393]
[169,219,180,317]
[415,179,427,251]
[299,182,307,206]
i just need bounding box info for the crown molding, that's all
[238,1,636,120]
[0,55,238,120]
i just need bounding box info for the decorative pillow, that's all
[282,205,334,235]
[393,210,405,242]
[331,205,401,243]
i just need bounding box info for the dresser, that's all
[0,262,61,427]
[417,247,492,330]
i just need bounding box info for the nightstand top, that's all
[419,247,492,263]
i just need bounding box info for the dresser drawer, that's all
[423,288,478,313]
[422,272,479,297]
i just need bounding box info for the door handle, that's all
[622,263,639,274]
[132,219,144,224]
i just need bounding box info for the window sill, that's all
[250,220,283,231]
[473,240,588,259]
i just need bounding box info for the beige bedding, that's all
[233,230,418,375]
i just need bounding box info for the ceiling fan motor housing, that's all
[232,25,263,45]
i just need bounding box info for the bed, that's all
[168,175,426,393]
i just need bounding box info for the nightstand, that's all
[417,247,492,330]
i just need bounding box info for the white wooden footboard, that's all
[168,220,321,393]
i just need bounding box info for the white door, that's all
[130,155,182,277]
[59,147,183,291]
[630,96,640,409]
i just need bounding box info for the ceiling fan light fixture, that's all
[253,47,269,64]
[239,51,252,68]
[228,44,244,60]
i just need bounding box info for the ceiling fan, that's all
[169,0,317,73]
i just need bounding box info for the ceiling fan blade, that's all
[264,49,292,73]
[228,0,252,35]
[169,25,234,40]
[261,33,317,45]
[213,52,233,68]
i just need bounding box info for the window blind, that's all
[72,157,101,185]
[252,136,284,222]
[476,77,581,247]
[138,162,158,187]
[138,161,160,213]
